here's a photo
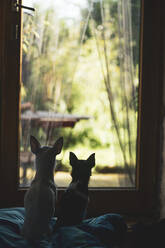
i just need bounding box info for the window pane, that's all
[20,0,141,188]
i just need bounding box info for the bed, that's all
[0,207,127,247]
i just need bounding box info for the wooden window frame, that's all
[0,0,164,218]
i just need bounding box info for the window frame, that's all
[0,0,163,218]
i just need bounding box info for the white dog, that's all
[22,135,63,241]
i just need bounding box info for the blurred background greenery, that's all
[20,0,141,186]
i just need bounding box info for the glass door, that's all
[20,0,141,188]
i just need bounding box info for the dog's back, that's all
[22,181,55,240]
[55,181,88,227]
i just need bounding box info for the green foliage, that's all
[21,0,141,178]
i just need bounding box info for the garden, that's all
[20,0,141,187]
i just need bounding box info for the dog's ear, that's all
[87,153,95,168]
[69,152,78,167]
[53,137,63,155]
[30,135,41,154]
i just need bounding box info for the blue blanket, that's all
[0,208,127,247]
